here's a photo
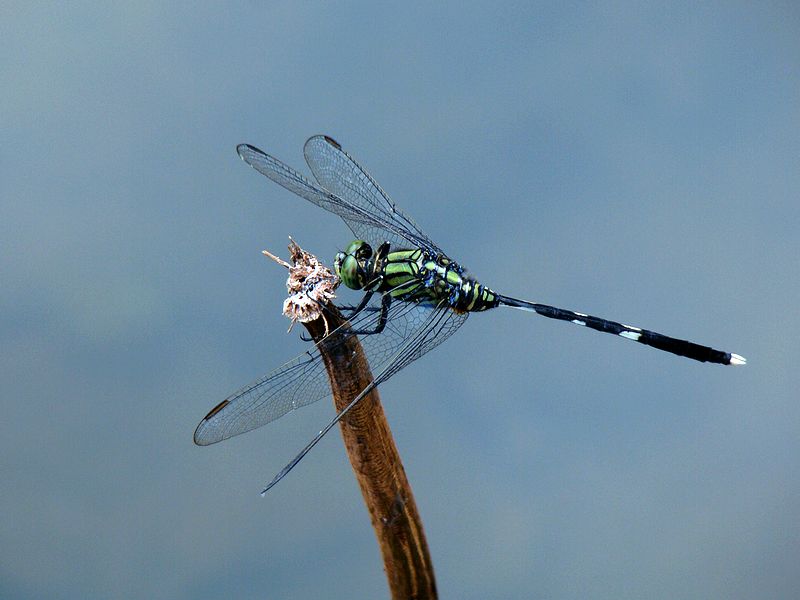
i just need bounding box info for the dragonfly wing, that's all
[193,344,331,446]
[237,144,389,245]
[303,135,439,253]
[356,297,469,387]
[261,301,469,493]
[373,303,468,384]
[194,294,465,446]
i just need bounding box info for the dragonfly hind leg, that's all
[339,290,377,318]
[298,292,389,341]
[346,293,392,336]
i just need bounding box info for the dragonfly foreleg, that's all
[292,291,360,341]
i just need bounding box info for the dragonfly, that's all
[194,135,746,494]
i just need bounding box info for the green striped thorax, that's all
[334,239,500,313]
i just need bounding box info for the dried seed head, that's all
[263,238,340,332]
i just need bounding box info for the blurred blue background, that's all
[2,3,798,599]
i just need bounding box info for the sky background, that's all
[2,3,798,599]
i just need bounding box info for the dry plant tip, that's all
[262,238,340,335]
[261,249,291,269]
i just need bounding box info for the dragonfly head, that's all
[334,240,373,290]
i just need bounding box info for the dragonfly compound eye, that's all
[338,254,368,290]
[342,239,372,260]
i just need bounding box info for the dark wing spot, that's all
[322,135,342,149]
[201,399,230,421]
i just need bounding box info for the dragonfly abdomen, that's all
[379,248,499,312]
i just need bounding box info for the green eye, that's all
[335,241,372,290]
[343,240,372,259]
[337,255,363,289]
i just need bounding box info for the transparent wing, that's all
[236,140,438,254]
[303,135,439,253]
[236,143,376,238]
[194,294,468,445]
[372,301,468,385]
[260,301,469,493]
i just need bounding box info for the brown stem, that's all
[303,305,437,600]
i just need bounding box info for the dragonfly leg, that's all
[341,290,376,318]
[336,304,383,314]
[298,292,382,342]
[347,293,392,336]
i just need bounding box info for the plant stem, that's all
[303,305,437,600]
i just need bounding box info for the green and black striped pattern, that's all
[358,245,499,313]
